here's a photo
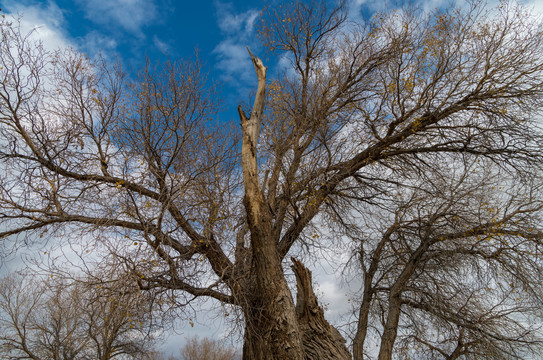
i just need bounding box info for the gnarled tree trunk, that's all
[240,254,304,359]
[291,258,351,360]
[239,49,350,360]
[239,49,304,360]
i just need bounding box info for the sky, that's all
[3,0,541,118]
[1,0,543,357]
[0,0,276,123]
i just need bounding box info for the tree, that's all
[178,336,240,360]
[1,1,543,359]
[0,270,159,360]
[141,337,239,360]
[350,158,543,359]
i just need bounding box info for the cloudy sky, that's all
[1,0,542,136]
[1,0,542,356]
[0,0,275,124]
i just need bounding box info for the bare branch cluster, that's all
[0,270,159,360]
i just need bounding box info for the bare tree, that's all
[1,0,543,359]
[139,337,240,360]
[177,336,240,360]
[0,270,159,360]
[346,156,543,359]
[258,1,543,358]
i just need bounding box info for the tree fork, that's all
[239,48,304,360]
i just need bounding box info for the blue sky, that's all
[5,0,542,124]
[0,0,274,122]
[0,0,266,61]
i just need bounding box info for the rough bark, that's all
[378,293,402,360]
[239,48,304,360]
[291,258,351,360]
[238,49,350,360]
[352,278,373,360]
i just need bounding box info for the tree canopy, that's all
[1,1,543,359]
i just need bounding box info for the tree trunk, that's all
[378,239,432,359]
[240,257,353,360]
[291,258,351,360]
[239,49,350,359]
[378,253,424,359]
[353,227,395,360]
[377,293,402,360]
[239,48,305,360]
[352,282,372,360]
[240,238,304,360]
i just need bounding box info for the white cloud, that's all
[81,30,119,59]
[348,0,386,19]
[525,0,543,16]
[0,1,123,61]
[216,2,259,35]
[78,0,157,37]
[213,40,254,83]
[213,2,261,86]
[153,35,170,55]
[1,0,73,51]
[317,280,351,318]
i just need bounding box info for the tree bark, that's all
[353,225,397,359]
[291,258,351,360]
[352,279,373,360]
[241,268,304,360]
[378,293,402,360]
[239,48,304,360]
[239,49,350,360]
[377,240,431,360]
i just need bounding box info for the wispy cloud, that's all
[77,0,157,37]
[213,2,261,85]
[213,40,254,83]
[216,2,259,35]
[81,31,119,59]
[525,0,543,16]
[1,0,73,51]
[153,35,170,55]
